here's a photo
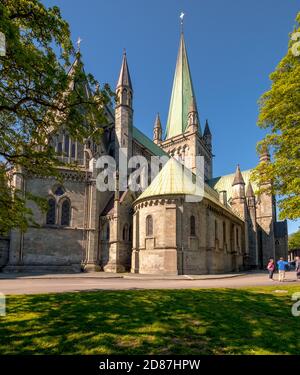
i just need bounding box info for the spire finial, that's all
[76,37,82,52]
[180,12,185,33]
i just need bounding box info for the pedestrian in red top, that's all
[267,258,275,280]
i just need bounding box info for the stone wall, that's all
[132,196,245,275]
[0,237,9,268]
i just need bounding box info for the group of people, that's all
[267,256,300,282]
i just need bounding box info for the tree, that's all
[252,12,300,221]
[0,0,113,234]
[288,229,300,250]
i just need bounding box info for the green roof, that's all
[135,158,242,219]
[208,170,257,201]
[165,33,198,139]
[133,126,168,157]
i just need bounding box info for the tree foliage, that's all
[252,12,300,221]
[288,229,300,250]
[0,0,113,234]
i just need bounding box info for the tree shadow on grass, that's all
[0,288,299,354]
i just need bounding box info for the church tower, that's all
[255,146,276,267]
[159,31,213,180]
[115,51,133,173]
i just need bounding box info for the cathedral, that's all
[0,32,288,275]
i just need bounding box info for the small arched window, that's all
[236,227,239,248]
[71,143,76,158]
[129,225,132,241]
[46,198,56,225]
[122,89,127,104]
[123,224,129,241]
[64,135,69,156]
[146,215,153,237]
[106,224,110,240]
[61,199,71,226]
[190,215,196,236]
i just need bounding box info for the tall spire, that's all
[116,50,132,90]
[165,32,198,139]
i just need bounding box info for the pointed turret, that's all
[165,32,199,139]
[246,182,255,207]
[203,119,212,151]
[116,51,132,90]
[231,165,246,220]
[246,182,255,198]
[153,113,162,144]
[187,96,199,133]
[115,50,133,173]
[116,51,133,107]
[232,165,245,187]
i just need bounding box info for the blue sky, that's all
[44,0,299,234]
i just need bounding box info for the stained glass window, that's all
[54,186,65,196]
[61,199,71,226]
[46,198,56,225]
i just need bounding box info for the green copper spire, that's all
[165,32,198,139]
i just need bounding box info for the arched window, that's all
[61,199,71,226]
[123,224,129,241]
[57,142,62,154]
[215,220,218,240]
[129,225,132,241]
[46,198,56,225]
[71,143,76,158]
[106,224,110,240]
[64,135,69,156]
[122,89,127,104]
[146,215,153,236]
[223,221,226,244]
[54,185,65,196]
[190,215,196,236]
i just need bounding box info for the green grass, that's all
[0,286,299,354]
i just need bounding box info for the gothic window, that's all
[106,224,110,240]
[122,89,127,104]
[64,135,69,155]
[61,199,71,226]
[146,215,153,237]
[236,227,239,248]
[190,215,196,236]
[215,220,218,240]
[123,224,129,241]
[71,143,76,158]
[129,225,132,241]
[57,142,62,154]
[46,198,56,225]
[54,185,65,196]
[223,221,226,245]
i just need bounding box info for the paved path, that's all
[0,271,299,295]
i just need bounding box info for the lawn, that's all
[0,286,299,355]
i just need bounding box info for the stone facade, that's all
[3,32,288,274]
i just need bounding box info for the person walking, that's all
[267,258,275,280]
[277,257,289,282]
[295,256,300,280]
